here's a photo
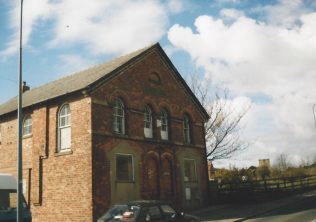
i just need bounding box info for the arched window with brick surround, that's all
[58,104,71,152]
[183,114,191,144]
[23,114,32,137]
[160,109,168,140]
[144,105,153,138]
[113,98,125,135]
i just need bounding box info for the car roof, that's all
[0,174,17,190]
[115,200,170,207]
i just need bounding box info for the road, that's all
[245,193,316,222]
[193,189,316,222]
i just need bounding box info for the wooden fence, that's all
[208,175,316,203]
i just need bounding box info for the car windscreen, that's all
[101,204,140,222]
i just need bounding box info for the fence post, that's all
[291,181,294,190]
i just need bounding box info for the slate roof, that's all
[0,44,152,116]
[0,43,209,120]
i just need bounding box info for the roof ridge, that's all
[22,43,157,96]
[0,43,158,116]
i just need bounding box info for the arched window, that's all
[144,105,153,138]
[183,115,191,144]
[160,109,168,140]
[58,104,71,151]
[23,115,32,136]
[113,98,125,135]
[184,159,197,182]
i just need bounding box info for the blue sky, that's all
[1,0,316,168]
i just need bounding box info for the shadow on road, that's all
[191,190,316,222]
[244,195,316,221]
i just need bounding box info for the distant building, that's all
[208,161,215,179]
[259,159,270,168]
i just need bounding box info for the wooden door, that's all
[147,158,159,199]
[161,158,173,200]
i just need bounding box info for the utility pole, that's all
[17,0,24,221]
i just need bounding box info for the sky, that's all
[0,0,316,169]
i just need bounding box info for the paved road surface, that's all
[193,189,316,222]
[245,193,316,222]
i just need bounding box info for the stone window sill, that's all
[54,150,73,157]
[22,134,32,139]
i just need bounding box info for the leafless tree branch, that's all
[188,74,250,161]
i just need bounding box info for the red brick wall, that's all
[92,50,206,144]
[0,114,33,205]
[91,49,208,219]
[31,96,93,222]
[0,96,93,222]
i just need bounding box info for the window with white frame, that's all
[22,115,32,136]
[116,154,134,182]
[183,115,190,144]
[58,104,71,151]
[144,105,153,138]
[113,99,125,135]
[183,159,197,182]
[160,109,168,140]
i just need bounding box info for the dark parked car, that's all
[0,174,32,222]
[97,200,200,222]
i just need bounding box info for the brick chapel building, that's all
[0,43,209,221]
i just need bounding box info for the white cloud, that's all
[1,0,168,59]
[215,0,244,3]
[212,96,252,124]
[220,8,245,20]
[259,0,308,28]
[48,0,168,55]
[168,8,316,168]
[166,0,184,13]
[0,0,53,59]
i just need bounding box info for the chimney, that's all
[22,81,30,93]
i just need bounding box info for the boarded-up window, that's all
[184,159,197,182]
[116,154,133,181]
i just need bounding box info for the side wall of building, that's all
[0,96,93,222]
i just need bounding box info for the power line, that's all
[0,76,17,83]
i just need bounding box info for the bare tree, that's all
[271,153,289,178]
[276,153,289,172]
[189,75,250,161]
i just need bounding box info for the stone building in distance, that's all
[259,159,271,168]
[0,43,209,221]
